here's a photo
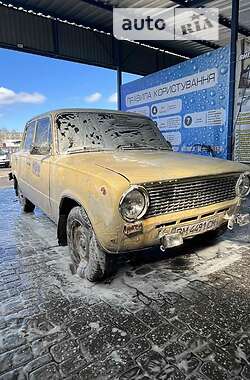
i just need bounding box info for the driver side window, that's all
[34,117,52,149]
[23,121,36,152]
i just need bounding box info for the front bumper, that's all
[107,198,249,253]
[0,159,10,166]
[160,210,250,251]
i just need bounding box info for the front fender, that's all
[53,163,130,252]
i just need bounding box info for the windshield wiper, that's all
[66,146,107,154]
[116,143,167,151]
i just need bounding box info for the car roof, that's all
[26,108,150,124]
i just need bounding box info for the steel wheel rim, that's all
[71,221,89,264]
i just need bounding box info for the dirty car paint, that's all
[11,109,249,254]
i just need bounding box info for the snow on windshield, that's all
[56,112,169,152]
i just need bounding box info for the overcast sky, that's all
[0,48,140,132]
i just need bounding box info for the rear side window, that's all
[34,117,52,148]
[23,121,36,152]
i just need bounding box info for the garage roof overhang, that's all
[0,0,249,76]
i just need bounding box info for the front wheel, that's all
[66,206,115,282]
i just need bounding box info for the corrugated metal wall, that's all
[0,5,184,75]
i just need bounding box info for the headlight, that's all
[236,172,250,197]
[119,185,149,222]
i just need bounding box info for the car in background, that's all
[11,109,250,282]
[0,149,10,168]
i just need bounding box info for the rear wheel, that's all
[17,185,35,213]
[67,206,115,282]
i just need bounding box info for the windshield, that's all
[0,149,6,156]
[56,112,171,153]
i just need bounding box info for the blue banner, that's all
[121,45,230,159]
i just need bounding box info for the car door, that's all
[16,121,36,197]
[29,116,52,216]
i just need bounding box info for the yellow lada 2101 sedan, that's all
[11,109,250,281]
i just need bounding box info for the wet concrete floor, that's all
[0,188,250,379]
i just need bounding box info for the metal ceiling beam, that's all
[228,0,239,159]
[7,0,193,59]
[1,4,186,75]
[80,0,250,37]
[6,0,107,30]
[177,0,213,6]
[78,0,220,50]
[78,0,113,11]
[173,0,250,37]
[218,14,250,37]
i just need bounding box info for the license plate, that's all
[165,218,219,238]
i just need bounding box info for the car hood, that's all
[96,151,248,183]
[63,150,248,184]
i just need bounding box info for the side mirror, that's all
[30,144,51,155]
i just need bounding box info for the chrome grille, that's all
[143,174,239,218]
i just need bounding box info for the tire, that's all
[17,185,35,213]
[66,206,115,282]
